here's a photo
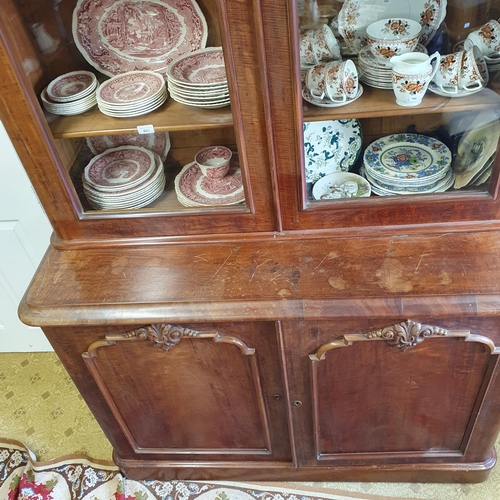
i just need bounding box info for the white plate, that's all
[303,119,363,183]
[302,84,364,108]
[73,0,207,76]
[338,0,446,53]
[312,172,371,200]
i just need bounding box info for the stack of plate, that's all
[357,44,427,90]
[82,146,165,209]
[360,133,454,196]
[97,71,167,118]
[174,154,244,207]
[41,70,97,115]
[166,47,230,109]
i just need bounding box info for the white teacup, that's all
[299,31,317,66]
[465,19,500,59]
[460,44,488,91]
[432,51,464,94]
[324,59,358,101]
[305,64,327,99]
[312,24,341,63]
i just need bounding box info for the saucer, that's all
[427,81,485,98]
[302,84,363,108]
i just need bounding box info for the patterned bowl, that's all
[366,18,422,62]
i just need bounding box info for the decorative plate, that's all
[83,146,156,191]
[363,133,451,182]
[166,47,227,86]
[312,172,371,200]
[97,71,165,105]
[302,84,364,108]
[303,119,363,184]
[453,109,500,188]
[361,165,454,194]
[338,0,446,53]
[73,0,208,76]
[86,132,171,161]
[47,70,96,102]
[174,156,245,206]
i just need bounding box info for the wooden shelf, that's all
[303,85,500,121]
[48,98,234,139]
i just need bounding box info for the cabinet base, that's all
[113,451,497,483]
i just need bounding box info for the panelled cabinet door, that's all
[82,322,291,462]
[284,319,500,468]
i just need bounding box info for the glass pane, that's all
[21,0,247,215]
[298,0,500,204]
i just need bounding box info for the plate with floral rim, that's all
[73,0,208,77]
[303,119,363,184]
[338,0,446,54]
[363,133,451,183]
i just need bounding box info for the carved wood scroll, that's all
[310,319,497,361]
[85,323,256,359]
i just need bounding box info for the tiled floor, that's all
[1,351,500,500]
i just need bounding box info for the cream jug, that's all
[390,51,440,106]
[390,51,440,76]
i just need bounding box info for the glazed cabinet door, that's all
[0,0,276,243]
[43,321,292,465]
[282,318,500,469]
[262,0,500,233]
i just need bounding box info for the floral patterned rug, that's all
[0,438,412,500]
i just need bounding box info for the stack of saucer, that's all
[97,71,167,118]
[360,133,454,196]
[166,47,230,109]
[82,146,165,210]
[41,70,97,115]
[357,45,427,90]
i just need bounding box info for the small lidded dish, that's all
[366,18,422,63]
[195,146,233,179]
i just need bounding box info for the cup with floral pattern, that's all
[460,44,489,91]
[324,59,358,102]
[432,50,465,94]
[465,19,500,59]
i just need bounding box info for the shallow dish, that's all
[312,172,371,200]
[167,47,227,86]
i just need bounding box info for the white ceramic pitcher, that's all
[390,51,440,76]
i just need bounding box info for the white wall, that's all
[0,121,54,351]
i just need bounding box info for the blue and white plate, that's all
[304,119,363,184]
[363,133,452,184]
